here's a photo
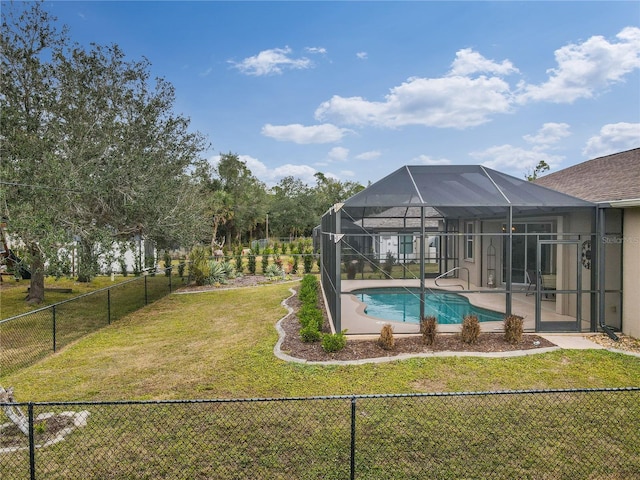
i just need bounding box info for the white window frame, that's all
[465,222,474,261]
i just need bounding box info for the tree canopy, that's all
[1,2,208,300]
[1,2,364,304]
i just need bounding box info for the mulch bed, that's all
[280,289,557,362]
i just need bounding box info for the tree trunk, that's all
[77,238,95,282]
[25,244,45,305]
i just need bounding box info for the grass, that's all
[1,275,134,320]
[2,282,639,401]
[0,282,638,478]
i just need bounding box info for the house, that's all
[319,164,618,335]
[535,148,640,338]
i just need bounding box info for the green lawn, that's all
[2,282,639,401]
[1,282,638,478]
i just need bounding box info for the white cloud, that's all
[582,122,640,158]
[315,75,513,129]
[229,46,312,76]
[470,145,564,174]
[305,47,327,55]
[328,146,349,162]
[261,123,351,144]
[449,48,519,77]
[355,150,381,161]
[356,51,368,60]
[412,154,452,166]
[523,123,571,149]
[519,26,640,103]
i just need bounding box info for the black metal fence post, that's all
[107,289,111,325]
[28,403,36,480]
[350,396,357,480]
[52,305,56,353]
[169,267,172,293]
[144,275,148,305]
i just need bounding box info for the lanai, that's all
[319,165,610,335]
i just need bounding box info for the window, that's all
[465,222,474,260]
[400,235,413,255]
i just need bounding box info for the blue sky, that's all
[34,1,640,186]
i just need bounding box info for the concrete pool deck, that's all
[339,278,587,335]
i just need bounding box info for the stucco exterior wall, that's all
[622,207,640,337]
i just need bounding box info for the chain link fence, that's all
[2,388,639,479]
[0,269,185,376]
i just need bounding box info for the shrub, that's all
[234,252,243,273]
[299,276,318,304]
[420,315,438,345]
[177,260,185,278]
[504,315,524,345]
[220,261,237,279]
[264,263,283,279]
[300,324,321,343]
[322,330,347,352]
[247,253,256,275]
[382,252,395,277]
[303,252,314,274]
[292,255,299,274]
[377,324,395,350]
[461,314,481,344]
[189,246,211,286]
[163,251,172,276]
[261,253,270,273]
[299,305,323,330]
[207,260,228,285]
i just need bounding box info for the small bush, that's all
[420,315,438,345]
[247,253,256,275]
[303,252,314,274]
[461,314,481,344]
[504,314,524,344]
[163,251,172,276]
[264,263,283,279]
[299,276,318,304]
[177,260,185,278]
[189,246,211,286]
[382,252,395,277]
[292,255,299,274]
[261,253,270,273]
[299,305,323,329]
[300,324,321,343]
[234,252,243,273]
[377,324,395,350]
[207,260,228,285]
[322,331,347,353]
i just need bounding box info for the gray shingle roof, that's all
[535,148,640,203]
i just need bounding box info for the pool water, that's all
[352,288,504,324]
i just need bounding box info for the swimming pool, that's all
[352,287,505,324]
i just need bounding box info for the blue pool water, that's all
[352,288,504,324]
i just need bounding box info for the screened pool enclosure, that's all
[319,165,622,335]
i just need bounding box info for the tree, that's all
[525,160,550,181]
[268,176,316,238]
[214,153,267,245]
[1,2,208,301]
[312,172,365,216]
[1,2,70,302]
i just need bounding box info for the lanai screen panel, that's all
[342,165,597,222]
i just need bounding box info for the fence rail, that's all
[1,388,639,479]
[0,270,183,376]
